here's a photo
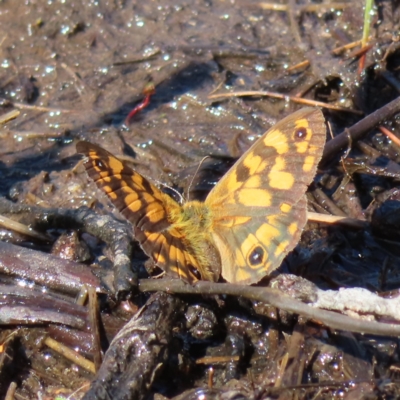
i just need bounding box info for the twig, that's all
[88,286,102,372]
[0,109,20,124]
[256,2,350,12]
[331,39,364,55]
[139,279,400,337]
[286,60,310,72]
[0,214,49,241]
[322,95,400,162]
[307,212,367,229]
[379,126,400,147]
[0,98,74,114]
[310,188,347,217]
[286,38,369,73]
[0,130,65,139]
[208,90,362,114]
[44,337,96,374]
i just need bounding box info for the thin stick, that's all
[379,126,400,147]
[139,279,400,337]
[208,90,362,114]
[256,2,350,12]
[0,99,74,114]
[0,214,49,241]
[307,212,367,229]
[0,109,20,124]
[44,337,96,374]
[322,95,400,162]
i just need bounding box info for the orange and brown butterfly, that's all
[76,107,326,285]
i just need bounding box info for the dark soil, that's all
[1,0,400,399]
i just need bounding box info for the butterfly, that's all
[76,107,326,285]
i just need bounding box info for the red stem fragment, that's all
[379,126,400,147]
[125,82,155,125]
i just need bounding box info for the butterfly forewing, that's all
[77,141,203,283]
[205,108,326,284]
[77,141,171,233]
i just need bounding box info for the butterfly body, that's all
[140,197,221,282]
[77,107,326,285]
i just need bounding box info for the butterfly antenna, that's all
[186,156,210,201]
[153,179,185,204]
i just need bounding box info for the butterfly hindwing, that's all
[210,196,308,284]
[134,226,201,282]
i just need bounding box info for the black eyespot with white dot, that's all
[249,246,264,266]
[294,127,307,139]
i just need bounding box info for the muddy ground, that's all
[1,0,400,399]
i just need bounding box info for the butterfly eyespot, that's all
[294,127,307,139]
[248,246,265,266]
[188,264,202,280]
